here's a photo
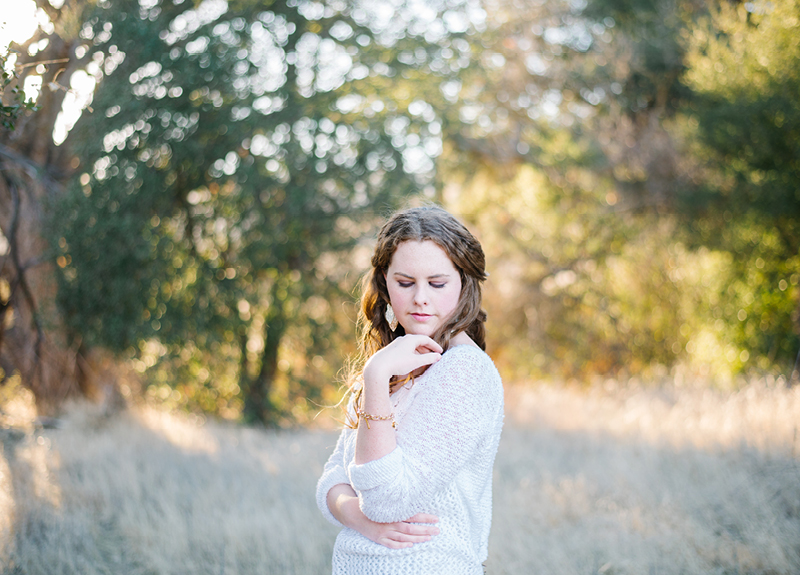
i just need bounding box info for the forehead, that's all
[387,240,456,273]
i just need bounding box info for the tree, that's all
[431,0,699,378]
[677,0,800,371]
[436,0,784,380]
[0,2,101,412]
[53,0,478,422]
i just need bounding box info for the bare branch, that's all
[14,58,71,71]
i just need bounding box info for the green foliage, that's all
[447,157,735,381]
[0,52,38,132]
[676,0,800,369]
[582,0,695,116]
[436,0,696,378]
[682,0,800,222]
[441,0,798,380]
[40,0,800,407]
[51,0,470,421]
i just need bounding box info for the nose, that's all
[412,284,430,306]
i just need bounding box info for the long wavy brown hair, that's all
[346,205,488,426]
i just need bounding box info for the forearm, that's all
[355,363,397,465]
[327,483,362,528]
[326,482,440,549]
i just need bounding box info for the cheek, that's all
[386,284,404,306]
[442,284,462,314]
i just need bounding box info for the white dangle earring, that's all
[385,303,398,332]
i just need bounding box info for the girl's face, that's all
[385,240,462,338]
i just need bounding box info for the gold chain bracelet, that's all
[356,407,397,430]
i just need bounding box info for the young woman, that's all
[316,206,504,574]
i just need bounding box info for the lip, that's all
[410,313,433,321]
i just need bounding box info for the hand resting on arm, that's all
[326,483,440,549]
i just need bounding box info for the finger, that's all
[405,513,440,524]
[400,333,443,353]
[409,533,436,542]
[397,522,440,536]
[391,532,436,543]
[410,352,441,369]
[415,344,443,357]
[398,525,439,537]
[412,336,443,354]
[385,530,436,544]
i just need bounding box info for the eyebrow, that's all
[393,272,451,280]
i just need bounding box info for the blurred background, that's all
[2,2,800,574]
[1,0,798,422]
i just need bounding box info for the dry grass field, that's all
[0,376,798,575]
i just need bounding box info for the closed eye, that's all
[430,283,446,289]
[398,281,414,288]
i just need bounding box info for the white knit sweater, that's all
[316,345,505,575]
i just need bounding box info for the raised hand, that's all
[356,335,443,465]
[363,334,443,385]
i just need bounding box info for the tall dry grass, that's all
[496,378,800,574]
[0,376,798,574]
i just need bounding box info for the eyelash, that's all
[398,282,446,289]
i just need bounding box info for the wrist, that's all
[363,361,391,390]
[355,404,397,429]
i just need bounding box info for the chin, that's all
[401,324,438,338]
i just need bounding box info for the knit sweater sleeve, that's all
[347,346,502,523]
[315,425,352,527]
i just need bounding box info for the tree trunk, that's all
[0,9,106,413]
[0,150,89,411]
[243,289,287,425]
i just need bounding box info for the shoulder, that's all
[442,344,498,370]
[428,345,502,393]
[418,345,504,420]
